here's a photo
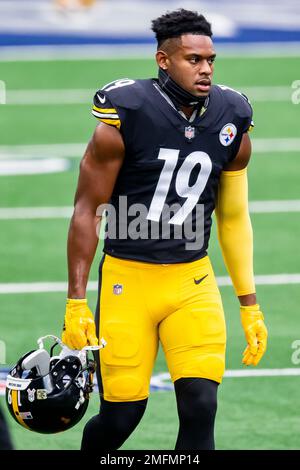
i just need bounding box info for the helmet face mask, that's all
[6,335,99,434]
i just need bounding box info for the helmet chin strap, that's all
[37,334,106,351]
[158,67,207,109]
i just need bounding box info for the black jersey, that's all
[92,78,253,264]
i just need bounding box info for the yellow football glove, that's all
[240,304,268,366]
[62,298,98,350]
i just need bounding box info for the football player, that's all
[62,9,268,450]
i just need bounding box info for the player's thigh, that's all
[159,280,226,384]
[97,256,159,402]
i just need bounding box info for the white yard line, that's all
[3,86,294,105]
[0,143,85,159]
[242,86,292,101]
[150,368,300,390]
[0,281,97,294]
[0,138,300,161]
[0,274,300,294]
[0,200,300,220]
[6,89,93,105]
[249,200,300,213]
[0,158,69,175]
[1,368,299,396]
[252,138,300,153]
[216,273,300,287]
[0,207,73,219]
[224,368,300,378]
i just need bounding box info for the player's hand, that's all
[240,304,268,366]
[62,298,98,350]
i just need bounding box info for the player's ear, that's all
[155,50,169,70]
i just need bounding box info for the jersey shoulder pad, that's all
[92,79,147,129]
[216,84,254,131]
[96,79,147,110]
[216,84,252,113]
[92,90,121,129]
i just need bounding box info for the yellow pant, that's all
[97,254,226,402]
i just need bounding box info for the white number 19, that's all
[147,148,212,225]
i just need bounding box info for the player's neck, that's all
[158,67,207,110]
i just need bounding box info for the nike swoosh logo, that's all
[97,93,106,104]
[194,274,208,285]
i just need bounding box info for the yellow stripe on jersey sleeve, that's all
[248,120,255,132]
[98,118,121,129]
[92,106,118,114]
[92,105,121,129]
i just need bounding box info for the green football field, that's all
[0,54,300,450]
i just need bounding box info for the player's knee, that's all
[191,389,217,423]
[101,322,150,401]
[81,399,148,451]
[175,378,218,424]
[104,374,147,401]
[102,400,147,437]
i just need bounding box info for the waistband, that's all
[103,253,210,271]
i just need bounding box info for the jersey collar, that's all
[153,80,209,124]
[149,79,216,138]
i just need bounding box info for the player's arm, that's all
[216,133,254,301]
[62,123,125,349]
[215,132,268,366]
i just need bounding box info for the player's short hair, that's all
[151,8,212,49]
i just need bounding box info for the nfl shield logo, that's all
[113,284,123,295]
[185,126,195,140]
[27,388,36,403]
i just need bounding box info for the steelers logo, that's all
[219,123,237,146]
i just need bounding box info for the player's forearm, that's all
[215,168,256,298]
[67,209,99,299]
[216,210,255,296]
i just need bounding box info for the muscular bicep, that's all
[74,123,125,214]
[224,132,252,171]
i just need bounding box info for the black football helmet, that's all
[5,335,105,434]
